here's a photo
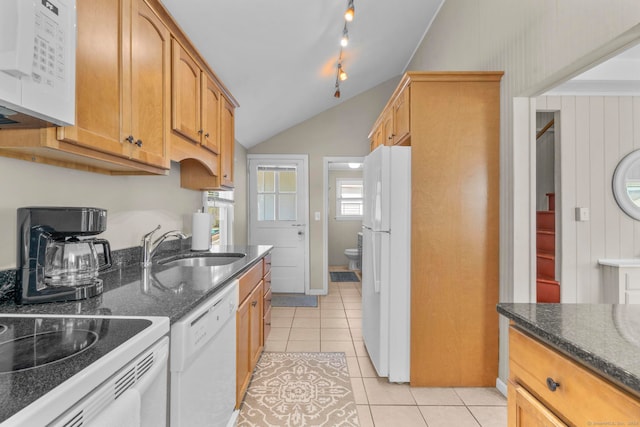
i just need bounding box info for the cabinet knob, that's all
[205,132,210,138]
[198,129,203,135]
[546,377,560,392]
[251,300,257,307]
[223,174,228,178]
[135,139,143,147]
[125,135,134,144]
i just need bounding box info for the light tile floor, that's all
[264,267,507,427]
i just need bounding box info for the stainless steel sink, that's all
[157,252,246,268]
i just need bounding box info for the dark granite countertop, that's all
[497,303,640,397]
[0,245,272,323]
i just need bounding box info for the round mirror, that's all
[613,149,640,220]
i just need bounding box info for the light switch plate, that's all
[314,211,321,221]
[575,207,590,221]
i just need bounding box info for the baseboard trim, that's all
[495,377,508,397]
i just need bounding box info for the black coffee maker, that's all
[16,207,112,304]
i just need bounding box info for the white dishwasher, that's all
[170,280,239,427]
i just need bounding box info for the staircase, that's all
[536,193,560,302]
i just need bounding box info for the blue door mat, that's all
[330,272,360,282]
[271,293,318,307]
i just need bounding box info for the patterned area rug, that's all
[238,352,359,427]
[330,272,360,282]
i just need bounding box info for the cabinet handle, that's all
[224,174,228,178]
[125,135,134,144]
[205,132,210,138]
[546,377,560,392]
[252,300,257,307]
[135,139,143,147]
[266,322,271,326]
[198,129,203,135]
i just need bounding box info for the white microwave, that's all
[0,0,76,127]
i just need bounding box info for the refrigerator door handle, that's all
[372,231,380,293]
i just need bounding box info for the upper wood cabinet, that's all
[368,82,411,149]
[124,0,171,168]
[202,76,221,155]
[0,0,171,174]
[220,97,235,188]
[171,40,221,156]
[0,0,236,180]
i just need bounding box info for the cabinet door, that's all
[393,87,410,144]
[236,296,250,408]
[510,383,567,427]
[220,97,235,188]
[249,281,264,367]
[201,75,221,154]
[57,0,126,157]
[126,0,170,169]
[382,109,394,146]
[171,39,201,145]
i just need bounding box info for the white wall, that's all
[0,157,203,269]
[539,95,640,304]
[408,0,640,384]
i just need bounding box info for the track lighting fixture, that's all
[340,24,349,47]
[338,63,348,81]
[345,0,355,22]
[331,1,355,97]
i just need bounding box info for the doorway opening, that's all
[534,113,560,302]
[322,157,365,294]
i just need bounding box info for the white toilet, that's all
[344,248,359,271]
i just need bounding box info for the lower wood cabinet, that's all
[236,255,272,408]
[508,326,640,425]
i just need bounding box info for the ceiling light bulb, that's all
[345,0,355,22]
[339,68,348,81]
[341,25,349,47]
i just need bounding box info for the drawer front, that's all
[625,269,640,290]
[626,291,640,304]
[263,254,272,276]
[239,262,263,303]
[263,305,271,342]
[509,326,640,424]
[263,286,272,314]
[263,270,271,293]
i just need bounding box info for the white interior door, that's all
[248,155,309,293]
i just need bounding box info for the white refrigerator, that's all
[361,145,411,383]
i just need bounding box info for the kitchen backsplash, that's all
[0,238,190,302]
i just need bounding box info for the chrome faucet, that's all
[141,225,187,267]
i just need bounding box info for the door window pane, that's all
[256,165,298,221]
[279,170,297,192]
[278,194,296,220]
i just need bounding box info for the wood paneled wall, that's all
[538,95,640,303]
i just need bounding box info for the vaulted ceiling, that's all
[161,0,444,148]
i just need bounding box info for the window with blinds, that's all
[336,178,363,219]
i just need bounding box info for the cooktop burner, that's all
[0,316,154,423]
[0,329,99,373]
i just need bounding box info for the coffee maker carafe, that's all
[16,207,112,304]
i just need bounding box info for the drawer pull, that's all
[252,300,258,307]
[546,377,560,392]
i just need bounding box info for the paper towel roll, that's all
[191,212,211,251]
